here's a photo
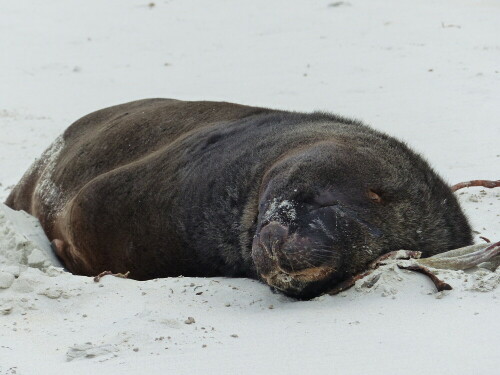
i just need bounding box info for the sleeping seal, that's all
[5,99,472,299]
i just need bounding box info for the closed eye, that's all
[367,189,383,203]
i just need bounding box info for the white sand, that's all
[1,1,499,374]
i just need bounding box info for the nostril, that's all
[259,222,289,256]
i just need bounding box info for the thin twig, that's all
[93,270,130,282]
[451,180,500,192]
[485,240,500,252]
[479,236,491,243]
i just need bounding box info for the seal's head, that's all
[251,141,472,299]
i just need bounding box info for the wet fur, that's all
[5,99,472,293]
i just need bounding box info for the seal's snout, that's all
[258,221,289,258]
[252,220,338,299]
[253,220,336,285]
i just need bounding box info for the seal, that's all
[5,98,473,299]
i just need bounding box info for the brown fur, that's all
[6,99,472,298]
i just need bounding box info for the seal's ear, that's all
[367,189,383,204]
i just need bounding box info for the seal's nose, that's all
[259,222,289,257]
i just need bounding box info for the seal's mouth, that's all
[264,266,334,284]
[263,266,336,295]
[260,266,340,299]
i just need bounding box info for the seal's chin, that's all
[252,241,336,299]
[262,266,337,299]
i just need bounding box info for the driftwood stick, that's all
[451,180,500,192]
[327,250,422,295]
[327,239,500,296]
[485,240,500,253]
[397,264,452,291]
